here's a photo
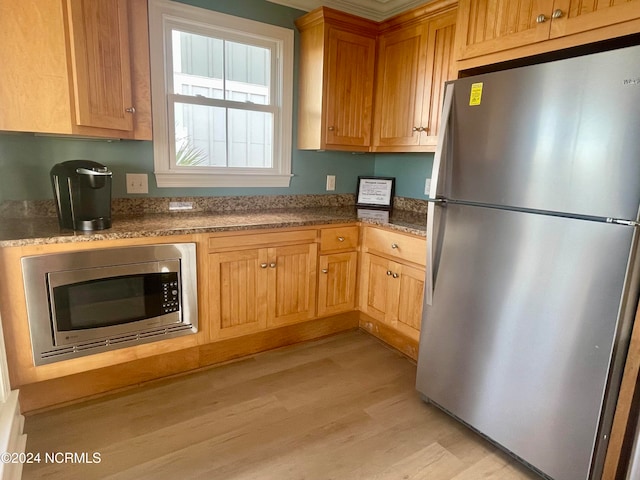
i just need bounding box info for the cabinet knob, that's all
[269,262,277,268]
[328,126,335,131]
[322,269,328,274]
[386,270,392,276]
[391,243,398,249]
[125,107,136,114]
[337,236,345,242]
[392,273,399,279]
[412,126,419,132]
[260,263,268,269]
[536,14,547,23]
[552,9,563,18]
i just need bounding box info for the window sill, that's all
[154,172,293,188]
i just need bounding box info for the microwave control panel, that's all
[162,279,180,313]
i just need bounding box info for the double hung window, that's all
[148,0,294,187]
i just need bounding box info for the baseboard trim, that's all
[0,390,26,480]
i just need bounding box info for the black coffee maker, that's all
[50,160,113,231]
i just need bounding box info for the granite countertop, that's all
[0,207,427,248]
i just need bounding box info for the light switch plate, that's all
[326,175,336,191]
[126,173,148,194]
[424,178,432,195]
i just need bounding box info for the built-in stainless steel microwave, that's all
[21,243,198,366]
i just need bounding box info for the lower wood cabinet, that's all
[359,252,425,342]
[1,223,427,411]
[268,243,318,327]
[317,251,358,317]
[208,248,268,339]
[208,232,318,339]
[317,225,360,318]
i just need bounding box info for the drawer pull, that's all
[337,236,345,242]
[392,273,399,279]
[260,263,268,269]
[536,13,547,23]
[391,243,398,249]
[386,270,392,276]
[322,269,328,274]
[552,9,563,18]
[269,263,276,268]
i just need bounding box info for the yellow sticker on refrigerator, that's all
[469,83,483,106]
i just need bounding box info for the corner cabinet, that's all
[0,0,151,139]
[455,0,640,70]
[371,1,457,152]
[359,226,427,358]
[296,8,377,151]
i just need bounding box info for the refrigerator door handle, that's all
[425,83,455,306]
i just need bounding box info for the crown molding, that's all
[266,0,430,21]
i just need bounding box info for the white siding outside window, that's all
[148,0,294,187]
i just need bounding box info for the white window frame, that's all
[148,0,294,187]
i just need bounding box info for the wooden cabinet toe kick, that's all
[18,313,359,413]
[359,312,419,361]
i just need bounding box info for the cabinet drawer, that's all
[363,227,426,266]
[208,229,317,251]
[319,226,359,252]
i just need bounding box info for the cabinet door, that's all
[317,252,358,317]
[549,0,640,39]
[395,263,425,342]
[372,23,429,148]
[209,249,268,339]
[359,254,398,324]
[456,0,554,60]
[267,243,318,327]
[325,28,376,148]
[66,0,134,131]
[420,10,457,149]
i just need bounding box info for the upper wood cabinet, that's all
[0,0,151,139]
[296,1,457,153]
[296,7,377,151]
[455,0,640,70]
[372,4,457,152]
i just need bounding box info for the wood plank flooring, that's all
[22,331,542,480]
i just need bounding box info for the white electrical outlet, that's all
[424,178,432,196]
[326,175,336,191]
[126,173,148,194]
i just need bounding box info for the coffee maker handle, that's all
[76,167,112,176]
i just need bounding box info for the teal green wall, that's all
[374,153,434,200]
[0,0,434,203]
[0,134,374,201]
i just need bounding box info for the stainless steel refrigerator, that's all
[416,44,640,480]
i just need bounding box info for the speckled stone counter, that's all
[0,206,427,248]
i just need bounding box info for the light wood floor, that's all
[22,330,542,480]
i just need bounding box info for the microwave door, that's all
[48,260,181,346]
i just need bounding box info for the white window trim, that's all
[148,0,294,188]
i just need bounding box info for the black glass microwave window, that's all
[51,272,179,331]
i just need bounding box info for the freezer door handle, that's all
[425,84,454,306]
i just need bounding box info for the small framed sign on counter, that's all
[356,176,395,210]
